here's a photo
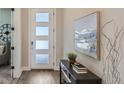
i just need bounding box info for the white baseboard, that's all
[54,62,60,71]
[13,69,22,78]
[18,70,22,78]
[54,65,59,71]
[54,68,59,71]
[22,66,31,71]
[22,66,59,71]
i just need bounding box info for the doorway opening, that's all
[0,8,13,83]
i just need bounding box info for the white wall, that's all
[63,8,124,84]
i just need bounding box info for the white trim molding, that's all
[53,9,57,70]
[22,66,31,71]
[28,8,31,70]
[13,8,22,78]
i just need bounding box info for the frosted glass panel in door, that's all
[36,40,48,49]
[36,27,49,36]
[36,13,49,22]
[36,54,49,64]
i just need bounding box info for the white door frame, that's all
[13,8,22,78]
[28,8,56,70]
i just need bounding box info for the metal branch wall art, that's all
[101,20,124,84]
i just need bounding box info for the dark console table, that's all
[60,59,102,84]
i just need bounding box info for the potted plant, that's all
[67,52,77,64]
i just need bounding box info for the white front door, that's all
[30,8,54,69]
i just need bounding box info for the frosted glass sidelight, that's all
[36,13,49,22]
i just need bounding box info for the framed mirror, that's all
[74,12,100,60]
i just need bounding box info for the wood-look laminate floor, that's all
[0,65,18,84]
[17,70,60,84]
[0,65,11,84]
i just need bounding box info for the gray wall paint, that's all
[0,9,11,26]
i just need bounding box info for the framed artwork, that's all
[74,12,100,60]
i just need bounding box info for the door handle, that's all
[31,41,34,46]
[31,41,34,49]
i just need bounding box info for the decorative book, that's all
[72,63,88,74]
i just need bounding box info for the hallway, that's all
[17,70,60,84]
